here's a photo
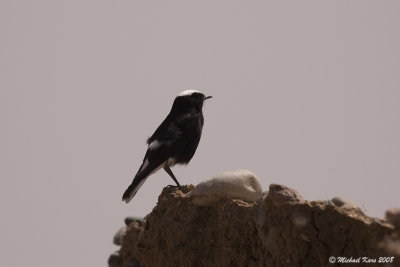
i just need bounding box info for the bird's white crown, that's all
[178,89,200,97]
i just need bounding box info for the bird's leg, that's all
[163,166,183,190]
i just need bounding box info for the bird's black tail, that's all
[122,157,163,203]
[122,174,148,203]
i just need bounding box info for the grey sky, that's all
[1,1,399,267]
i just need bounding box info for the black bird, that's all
[122,90,212,203]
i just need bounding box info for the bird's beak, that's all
[203,95,212,100]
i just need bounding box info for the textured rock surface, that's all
[110,184,400,267]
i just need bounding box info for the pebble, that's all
[267,184,304,206]
[108,251,121,267]
[331,197,359,209]
[125,216,145,226]
[113,227,126,246]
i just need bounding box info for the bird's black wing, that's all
[146,113,180,145]
[147,112,203,158]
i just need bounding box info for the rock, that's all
[331,197,373,216]
[377,209,400,266]
[185,169,262,206]
[113,227,126,246]
[386,208,400,229]
[267,184,304,206]
[378,236,400,266]
[108,251,122,267]
[113,182,397,267]
[125,217,145,226]
[331,196,359,209]
[380,236,400,253]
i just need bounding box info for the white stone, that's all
[186,169,262,206]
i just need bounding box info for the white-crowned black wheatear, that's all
[122,90,212,203]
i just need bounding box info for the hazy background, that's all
[1,1,399,266]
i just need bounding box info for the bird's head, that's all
[172,89,212,112]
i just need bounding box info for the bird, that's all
[122,89,212,203]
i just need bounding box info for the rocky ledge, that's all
[109,170,400,267]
